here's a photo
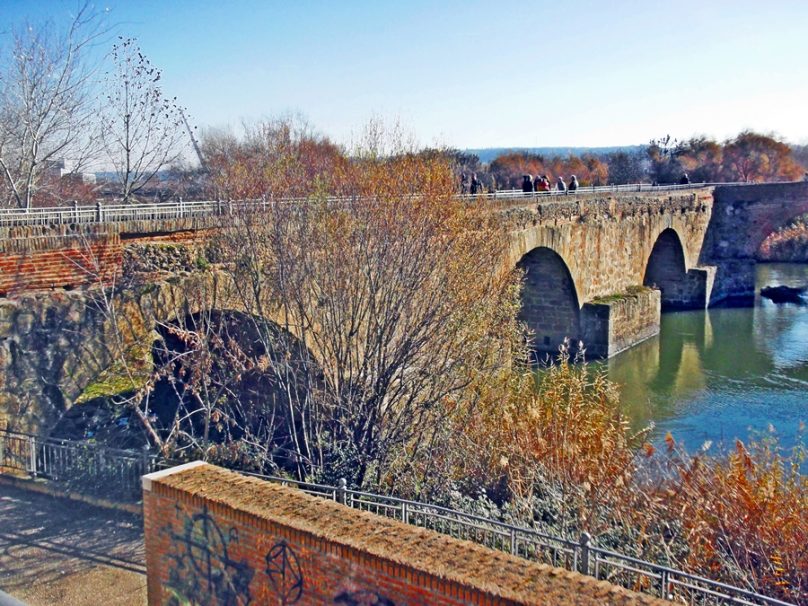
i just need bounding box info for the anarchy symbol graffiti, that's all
[265,540,304,604]
[186,512,228,586]
[165,506,254,605]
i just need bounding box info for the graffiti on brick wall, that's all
[164,505,254,606]
[265,539,304,604]
[334,590,396,606]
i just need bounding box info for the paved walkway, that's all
[0,483,146,606]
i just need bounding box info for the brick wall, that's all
[143,462,665,606]
[0,234,121,296]
[0,221,211,298]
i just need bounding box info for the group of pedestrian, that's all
[522,174,579,193]
[462,172,585,195]
[461,173,492,195]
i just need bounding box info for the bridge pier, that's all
[580,288,661,359]
[707,260,756,306]
[659,266,716,310]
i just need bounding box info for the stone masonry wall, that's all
[700,182,808,304]
[705,182,808,260]
[581,288,661,358]
[0,271,292,437]
[504,191,715,305]
[517,247,581,355]
[143,462,666,606]
[0,274,219,435]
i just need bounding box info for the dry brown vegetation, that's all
[80,120,807,602]
[759,216,808,262]
[660,435,807,602]
[206,124,517,487]
[451,349,807,602]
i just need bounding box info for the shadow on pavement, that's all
[0,483,145,606]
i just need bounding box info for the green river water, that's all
[606,263,808,454]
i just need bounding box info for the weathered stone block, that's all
[581,288,661,358]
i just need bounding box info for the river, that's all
[606,263,808,455]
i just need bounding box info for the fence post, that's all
[72,200,79,223]
[337,477,347,505]
[95,201,102,223]
[578,532,592,576]
[178,197,184,218]
[401,501,408,523]
[29,435,37,477]
[141,446,151,476]
[659,568,670,600]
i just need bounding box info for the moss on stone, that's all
[591,285,653,305]
[75,336,155,404]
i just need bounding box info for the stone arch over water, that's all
[644,228,689,310]
[517,247,581,357]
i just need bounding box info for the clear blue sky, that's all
[4,0,808,149]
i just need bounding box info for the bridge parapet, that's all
[0,183,712,229]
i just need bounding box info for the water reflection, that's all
[606,263,808,453]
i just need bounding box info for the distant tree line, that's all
[455,131,806,193]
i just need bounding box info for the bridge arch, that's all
[517,247,581,357]
[150,307,318,476]
[643,228,690,310]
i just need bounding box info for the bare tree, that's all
[0,3,104,209]
[212,133,517,488]
[99,37,186,202]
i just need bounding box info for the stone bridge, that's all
[2,182,808,433]
[502,182,808,357]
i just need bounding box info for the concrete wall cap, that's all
[141,460,208,492]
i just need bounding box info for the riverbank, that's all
[758,218,808,262]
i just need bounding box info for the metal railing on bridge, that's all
[0,182,718,228]
[0,428,793,605]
